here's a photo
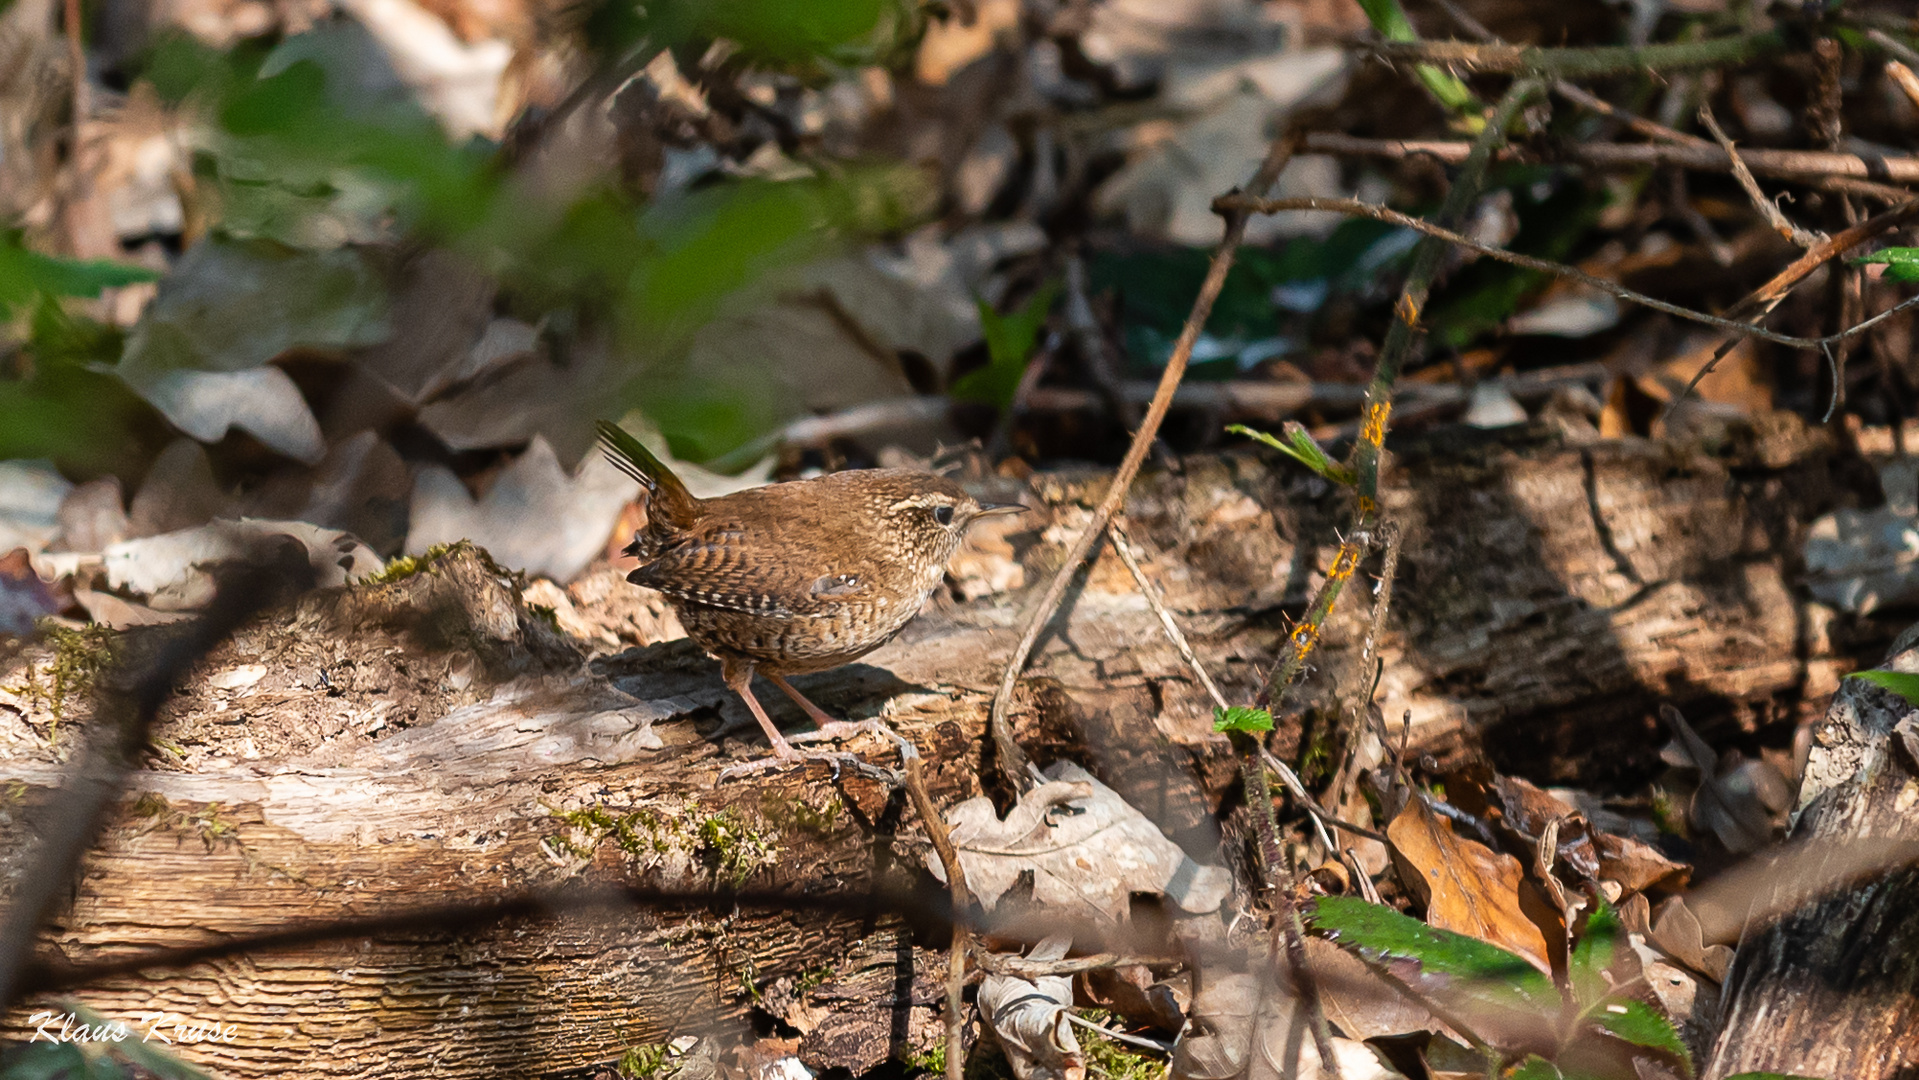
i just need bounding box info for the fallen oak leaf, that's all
[979,934,1083,1080]
[1387,794,1556,974]
[933,761,1231,923]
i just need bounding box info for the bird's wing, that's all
[628,527,864,618]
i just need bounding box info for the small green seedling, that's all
[1213,705,1274,734]
[1228,422,1355,485]
[1854,246,1919,284]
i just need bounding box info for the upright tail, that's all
[596,420,701,530]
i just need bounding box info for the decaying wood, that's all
[0,419,1886,1077]
[1703,629,1919,1079]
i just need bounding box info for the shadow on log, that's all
[0,420,1893,1078]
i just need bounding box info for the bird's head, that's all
[853,471,1026,563]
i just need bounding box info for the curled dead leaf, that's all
[1386,794,1556,974]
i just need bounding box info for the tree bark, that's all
[1704,628,1919,1079]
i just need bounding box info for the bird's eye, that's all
[932,504,955,526]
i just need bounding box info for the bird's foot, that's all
[790,719,897,746]
[717,745,868,782]
[715,722,909,784]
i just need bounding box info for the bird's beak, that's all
[975,502,1027,517]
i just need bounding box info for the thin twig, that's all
[901,744,973,1080]
[1233,745,1343,1080]
[1550,80,1714,149]
[1259,746,1387,845]
[1255,745,1339,856]
[1870,28,1919,68]
[1542,83,1914,203]
[1329,523,1401,822]
[1344,847,1383,905]
[1698,105,1824,248]
[1669,170,1737,267]
[972,952,1173,978]
[1026,364,1610,421]
[1064,254,1150,444]
[1727,196,1919,321]
[1108,517,1226,711]
[1664,195,1919,419]
[1215,193,1919,352]
[987,128,1305,793]
[1370,29,1785,78]
[1233,87,1539,1080]
[1303,131,1919,185]
[1260,80,1543,711]
[1888,60,1919,113]
[1061,1012,1175,1054]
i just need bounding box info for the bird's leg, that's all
[766,674,864,740]
[718,658,871,782]
[766,673,910,756]
[722,657,800,760]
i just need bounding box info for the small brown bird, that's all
[598,421,1022,768]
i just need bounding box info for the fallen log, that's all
[1703,626,1919,1078]
[0,418,1885,1077]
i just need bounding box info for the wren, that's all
[598,421,1022,768]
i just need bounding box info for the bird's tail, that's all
[596,419,700,528]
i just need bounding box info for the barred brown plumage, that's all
[597,421,1023,773]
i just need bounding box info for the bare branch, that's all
[1213,193,1919,353]
[1698,105,1825,249]
[1303,131,1919,186]
[987,128,1306,793]
[1370,29,1785,77]
[1107,517,1226,712]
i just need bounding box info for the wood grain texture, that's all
[1704,638,1919,1079]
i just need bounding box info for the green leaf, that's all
[0,1041,116,1080]
[0,234,160,320]
[1584,997,1692,1078]
[1228,422,1355,485]
[1505,1057,1564,1080]
[950,281,1061,410]
[1856,246,1919,284]
[62,1004,212,1080]
[1568,898,1620,1008]
[1213,705,1274,733]
[701,0,888,63]
[1846,669,1919,705]
[1309,896,1559,1017]
[1353,0,1479,117]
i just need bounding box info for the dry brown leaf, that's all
[1599,376,1636,438]
[979,935,1083,1080]
[914,0,1020,85]
[1638,335,1772,414]
[1649,896,1734,983]
[937,761,1231,922]
[1306,937,1452,1042]
[1171,968,1405,1080]
[1474,773,1692,896]
[1387,795,1554,974]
